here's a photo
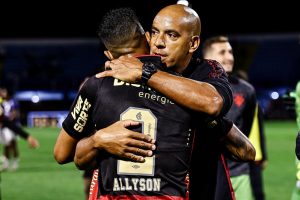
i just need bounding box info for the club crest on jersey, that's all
[234,93,245,107]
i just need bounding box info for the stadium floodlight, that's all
[31,95,40,103]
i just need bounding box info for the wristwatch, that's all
[141,62,158,85]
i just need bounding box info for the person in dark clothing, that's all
[248,104,268,200]
[55,5,255,200]
[0,116,39,148]
[292,80,300,200]
[71,5,233,199]
[202,35,257,200]
[84,5,254,200]
[0,101,39,171]
[237,70,268,200]
[0,86,22,170]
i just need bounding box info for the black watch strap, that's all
[141,62,158,85]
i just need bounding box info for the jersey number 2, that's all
[117,107,157,176]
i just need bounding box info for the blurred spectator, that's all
[291,80,300,200]
[237,69,268,200]
[248,104,268,200]
[0,86,39,171]
[0,86,21,170]
[202,35,256,200]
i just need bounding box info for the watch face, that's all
[141,62,158,85]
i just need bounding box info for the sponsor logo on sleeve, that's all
[71,95,91,132]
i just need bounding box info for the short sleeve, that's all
[62,77,99,139]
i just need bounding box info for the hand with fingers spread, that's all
[94,120,155,160]
[96,55,143,83]
[74,120,156,170]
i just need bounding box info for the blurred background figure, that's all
[291,80,300,200]
[202,35,257,200]
[248,103,268,200]
[237,70,268,200]
[0,85,39,171]
[0,86,21,171]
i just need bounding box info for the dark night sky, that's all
[1,0,299,39]
[1,0,299,116]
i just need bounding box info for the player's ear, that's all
[189,35,200,53]
[104,50,114,60]
[145,31,151,44]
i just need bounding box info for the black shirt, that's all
[186,59,234,200]
[64,56,194,199]
[63,56,233,199]
[0,103,29,139]
[226,75,256,177]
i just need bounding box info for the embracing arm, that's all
[223,124,256,162]
[209,117,255,162]
[74,120,156,170]
[97,56,225,116]
[53,128,78,164]
[148,71,223,115]
[74,136,100,170]
[54,120,156,167]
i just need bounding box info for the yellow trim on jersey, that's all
[249,104,262,161]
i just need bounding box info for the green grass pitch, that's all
[0,127,85,200]
[0,120,298,200]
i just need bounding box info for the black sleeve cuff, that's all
[204,116,233,139]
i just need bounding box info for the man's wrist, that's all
[137,68,143,82]
[141,62,158,85]
[92,131,103,151]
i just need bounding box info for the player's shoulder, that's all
[196,58,218,68]
[202,59,226,77]
[238,78,255,90]
[81,75,105,89]
[77,76,105,96]
[235,77,256,96]
[201,59,225,72]
[202,58,221,67]
[188,57,219,69]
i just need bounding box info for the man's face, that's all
[148,11,194,71]
[205,42,234,73]
[0,89,7,99]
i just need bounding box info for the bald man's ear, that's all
[145,31,151,44]
[104,50,114,60]
[189,36,200,53]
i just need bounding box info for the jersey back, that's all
[63,56,194,199]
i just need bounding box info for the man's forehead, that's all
[153,14,188,32]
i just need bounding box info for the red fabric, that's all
[97,195,186,200]
[89,169,99,200]
[220,154,236,200]
[88,169,186,200]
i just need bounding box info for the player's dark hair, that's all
[98,7,145,50]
